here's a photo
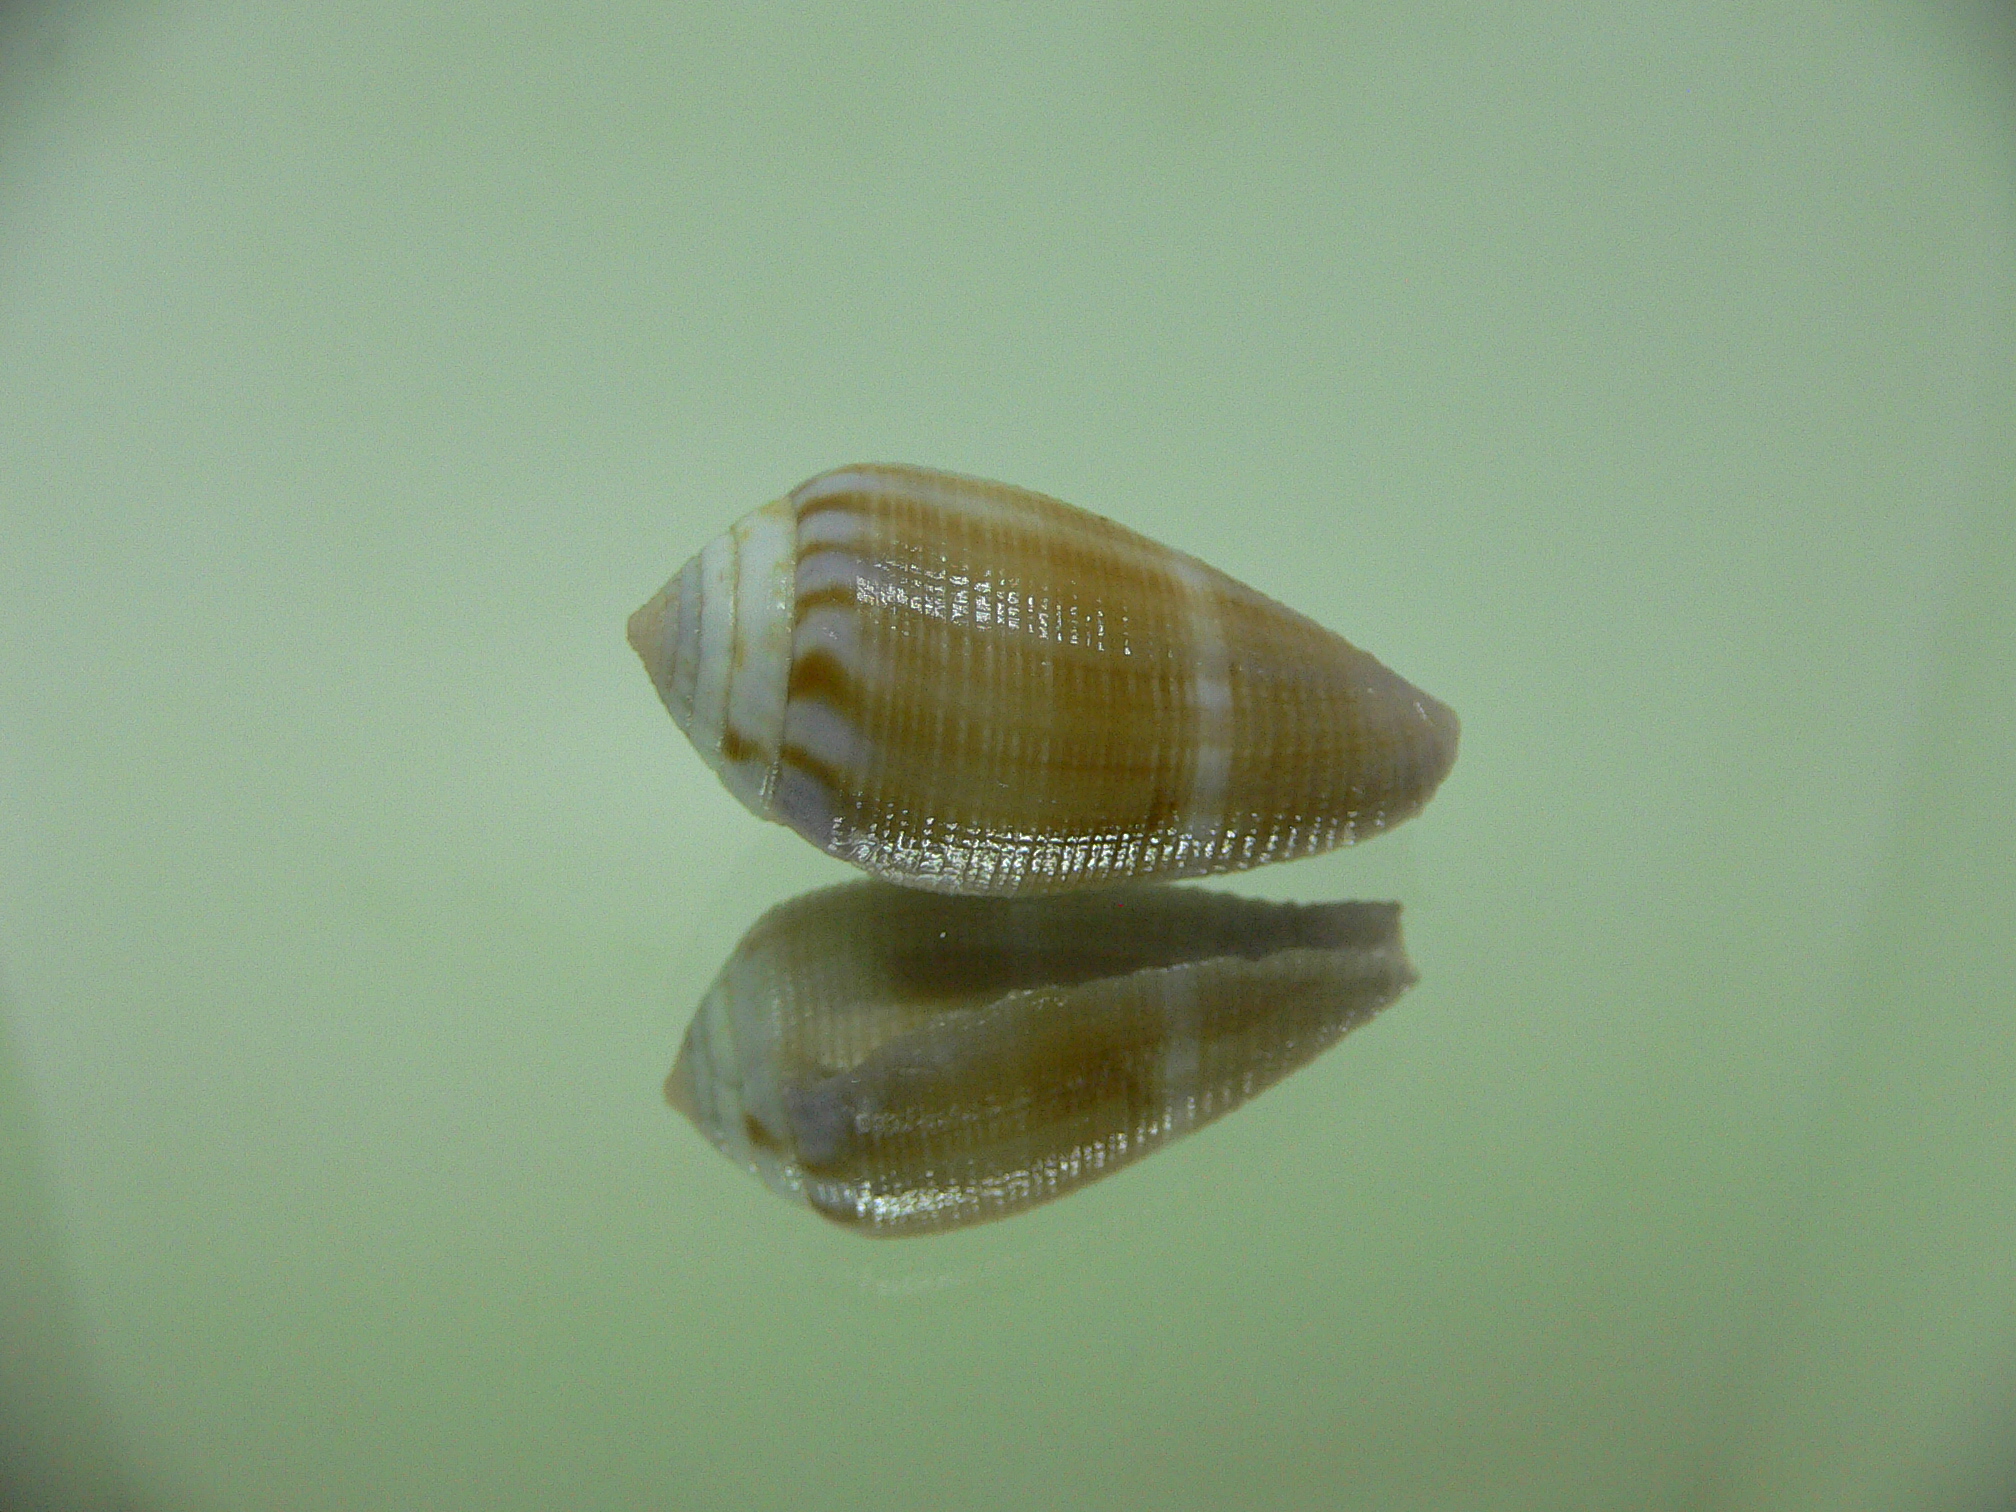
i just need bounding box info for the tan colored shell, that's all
[629,464,1458,895]
[667,882,1416,1237]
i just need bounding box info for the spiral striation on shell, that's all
[630,464,1458,895]
[667,882,1417,1236]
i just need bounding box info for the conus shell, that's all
[629,463,1458,895]
[667,882,1416,1237]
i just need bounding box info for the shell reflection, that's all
[668,883,1417,1236]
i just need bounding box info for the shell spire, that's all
[631,464,1458,895]
[627,492,796,817]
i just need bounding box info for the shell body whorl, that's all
[630,464,1458,895]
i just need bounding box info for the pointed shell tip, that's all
[628,579,676,678]
[664,1045,698,1121]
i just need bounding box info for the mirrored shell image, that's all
[667,882,1417,1236]
[629,464,1459,895]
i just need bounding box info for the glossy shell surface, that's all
[667,882,1417,1237]
[630,463,1458,895]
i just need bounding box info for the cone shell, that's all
[668,882,1417,1237]
[629,464,1458,895]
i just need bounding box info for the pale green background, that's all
[2,3,2013,1509]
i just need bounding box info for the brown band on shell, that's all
[719,724,759,765]
[793,583,859,614]
[786,649,858,711]
[794,489,870,523]
[778,741,850,804]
